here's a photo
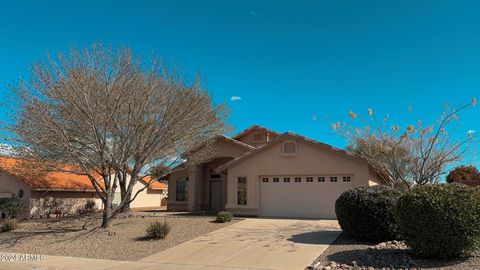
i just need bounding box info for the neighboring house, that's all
[166,125,382,219]
[0,157,167,218]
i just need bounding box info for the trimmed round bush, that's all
[146,221,171,240]
[335,185,403,242]
[216,211,233,223]
[396,184,480,258]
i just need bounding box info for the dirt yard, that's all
[0,212,238,261]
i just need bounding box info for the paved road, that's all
[0,218,341,270]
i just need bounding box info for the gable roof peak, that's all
[231,124,280,139]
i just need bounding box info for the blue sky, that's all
[0,0,479,164]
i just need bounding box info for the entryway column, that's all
[187,165,203,211]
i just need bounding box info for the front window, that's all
[237,177,247,205]
[176,177,188,201]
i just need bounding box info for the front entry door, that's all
[209,180,222,212]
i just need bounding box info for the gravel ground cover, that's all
[0,212,238,261]
[308,233,480,270]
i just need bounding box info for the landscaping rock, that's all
[309,239,415,270]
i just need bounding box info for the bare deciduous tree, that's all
[334,99,476,188]
[6,44,228,227]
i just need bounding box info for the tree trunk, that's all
[119,186,131,212]
[101,194,112,228]
[120,200,131,212]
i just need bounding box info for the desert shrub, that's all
[0,197,26,218]
[0,219,17,232]
[335,185,403,242]
[396,184,480,258]
[216,211,233,223]
[84,199,97,211]
[146,221,171,240]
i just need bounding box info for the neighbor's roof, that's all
[216,131,367,172]
[0,156,101,192]
[0,156,167,192]
[140,176,167,190]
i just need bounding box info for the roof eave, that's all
[32,188,98,192]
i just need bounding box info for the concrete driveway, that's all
[141,218,341,270]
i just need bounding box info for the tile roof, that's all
[140,176,168,190]
[0,156,101,191]
[0,156,166,192]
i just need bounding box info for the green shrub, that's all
[216,211,233,223]
[0,219,17,232]
[146,221,171,240]
[0,197,26,218]
[335,185,403,242]
[396,184,480,258]
[84,199,97,211]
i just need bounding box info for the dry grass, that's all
[0,212,238,261]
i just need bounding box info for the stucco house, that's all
[0,157,167,218]
[167,125,381,219]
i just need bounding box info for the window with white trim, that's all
[237,177,247,205]
[306,177,313,182]
[343,176,351,182]
[283,177,290,182]
[330,176,338,182]
[318,176,325,182]
[262,177,269,183]
[294,177,302,182]
[273,177,279,182]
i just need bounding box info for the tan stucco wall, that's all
[111,174,166,209]
[225,138,373,216]
[130,179,166,209]
[29,190,101,218]
[212,138,252,159]
[0,170,32,212]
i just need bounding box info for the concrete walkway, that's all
[0,218,341,270]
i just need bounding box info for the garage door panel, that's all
[259,176,352,219]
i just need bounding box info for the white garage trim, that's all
[259,174,353,219]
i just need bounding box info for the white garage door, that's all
[259,175,353,219]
